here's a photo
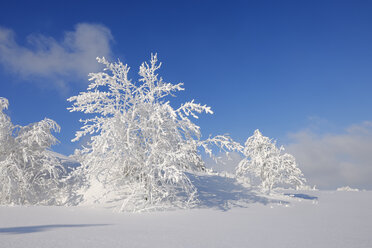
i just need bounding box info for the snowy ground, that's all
[1,187,371,248]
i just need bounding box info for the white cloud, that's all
[286,121,372,190]
[0,23,113,90]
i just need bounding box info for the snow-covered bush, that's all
[336,186,359,192]
[68,54,236,212]
[0,97,66,205]
[236,129,306,193]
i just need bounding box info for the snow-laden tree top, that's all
[0,97,9,110]
[68,54,212,141]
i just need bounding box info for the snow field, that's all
[1,190,371,248]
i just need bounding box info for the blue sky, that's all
[1,0,372,189]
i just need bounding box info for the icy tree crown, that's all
[0,97,9,110]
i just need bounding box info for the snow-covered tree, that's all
[0,98,12,155]
[0,97,66,205]
[236,129,306,192]
[68,54,237,212]
[278,153,307,189]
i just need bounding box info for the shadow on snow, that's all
[188,173,287,211]
[0,224,109,234]
[283,193,318,200]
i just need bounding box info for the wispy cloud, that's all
[286,121,372,190]
[0,23,113,90]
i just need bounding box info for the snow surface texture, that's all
[1,190,371,248]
